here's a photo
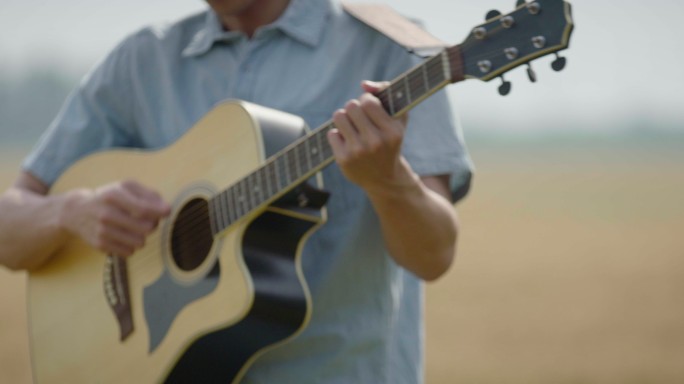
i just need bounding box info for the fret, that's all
[404,75,412,106]
[271,158,282,191]
[246,173,256,213]
[231,184,242,220]
[215,192,224,231]
[262,167,273,203]
[278,153,290,189]
[263,164,271,197]
[408,65,424,96]
[227,193,235,227]
[253,171,263,207]
[245,178,252,212]
[258,169,266,203]
[440,50,451,84]
[386,86,395,115]
[314,130,326,165]
[263,168,272,201]
[426,54,446,89]
[376,89,390,116]
[321,124,335,159]
[408,66,427,103]
[237,179,249,217]
[389,81,408,115]
[255,172,262,208]
[421,62,430,96]
[304,137,313,174]
[227,187,237,223]
[320,130,328,163]
[283,151,295,186]
[292,145,302,180]
[269,161,279,196]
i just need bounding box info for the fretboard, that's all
[208,49,456,235]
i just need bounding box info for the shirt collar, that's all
[182,0,332,58]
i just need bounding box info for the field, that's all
[1,141,683,383]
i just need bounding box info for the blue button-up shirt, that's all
[24,0,472,382]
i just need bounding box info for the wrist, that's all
[363,158,424,202]
[57,189,90,238]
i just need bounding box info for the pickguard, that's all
[143,263,220,352]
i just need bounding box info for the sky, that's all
[1,0,683,135]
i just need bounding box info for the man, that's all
[0,0,472,382]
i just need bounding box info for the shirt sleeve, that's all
[22,35,140,187]
[382,45,474,203]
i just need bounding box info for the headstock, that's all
[447,0,574,95]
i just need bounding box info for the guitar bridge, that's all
[104,255,134,341]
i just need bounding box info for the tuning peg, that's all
[498,76,512,96]
[526,63,537,83]
[551,54,567,72]
[516,0,527,6]
[486,10,502,20]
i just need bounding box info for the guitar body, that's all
[27,101,324,383]
[26,2,575,381]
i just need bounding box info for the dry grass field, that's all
[1,141,683,383]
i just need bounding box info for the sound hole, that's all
[171,198,214,271]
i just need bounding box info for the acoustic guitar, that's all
[27,1,574,382]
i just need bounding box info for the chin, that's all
[205,0,255,15]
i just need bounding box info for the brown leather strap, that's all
[342,2,447,53]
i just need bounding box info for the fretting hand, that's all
[327,81,418,196]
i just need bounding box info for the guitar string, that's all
[157,12,567,246]
[159,72,490,256]
[163,63,449,244]
[162,126,334,247]
[158,51,488,250]
[162,26,562,233]
[133,42,557,270]
[120,6,568,270]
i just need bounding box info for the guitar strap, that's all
[341,2,448,56]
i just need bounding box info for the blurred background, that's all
[1,0,683,382]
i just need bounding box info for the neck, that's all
[213,0,291,38]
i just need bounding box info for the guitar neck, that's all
[376,48,464,117]
[207,48,465,235]
[191,0,577,235]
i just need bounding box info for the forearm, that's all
[366,168,459,281]
[0,187,71,271]
[328,82,460,280]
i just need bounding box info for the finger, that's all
[358,93,399,135]
[99,205,158,235]
[332,108,360,148]
[122,180,172,216]
[94,225,143,257]
[361,80,390,94]
[345,97,382,146]
[326,129,349,163]
[123,179,159,200]
[105,225,146,251]
[105,244,135,258]
[360,81,408,128]
[104,240,137,258]
[101,183,169,220]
